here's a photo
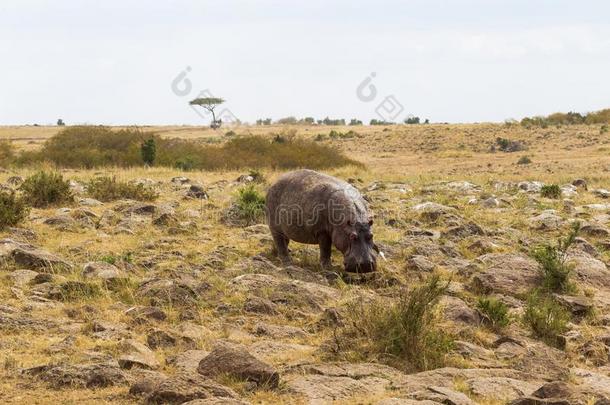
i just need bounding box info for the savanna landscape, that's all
[2,118,610,404]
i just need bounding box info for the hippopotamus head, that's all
[332,218,378,273]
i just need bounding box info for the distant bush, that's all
[493,137,525,152]
[0,190,29,230]
[255,118,272,125]
[57,119,65,126]
[20,171,73,208]
[601,124,609,134]
[522,108,610,127]
[14,126,360,171]
[540,184,561,199]
[86,176,158,202]
[370,119,395,125]
[275,116,298,125]
[340,275,453,371]
[225,130,236,137]
[517,156,532,165]
[477,296,510,330]
[404,116,420,124]
[523,291,569,347]
[140,138,156,166]
[318,117,346,126]
[329,130,358,139]
[531,222,579,293]
[349,119,363,125]
[585,109,610,124]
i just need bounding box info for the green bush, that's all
[0,141,16,167]
[517,156,532,165]
[140,138,156,166]
[523,291,569,347]
[340,275,453,371]
[0,190,30,230]
[20,171,73,208]
[86,176,158,202]
[531,222,579,293]
[477,296,510,330]
[234,185,265,225]
[540,184,561,199]
[601,124,609,134]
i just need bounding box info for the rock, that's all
[82,261,121,280]
[171,176,190,185]
[10,269,38,287]
[243,296,278,315]
[168,350,210,373]
[529,212,563,231]
[43,214,77,228]
[444,222,485,239]
[118,339,160,370]
[125,306,167,323]
[471,254,540,295]
[518,181,544,193]
[481,197,501,208]
[120,202,158,215]
[572,179,587,190]
[412,202,457,221]
[467,377,540,401]
[446,181,481,193]
[410,386,475,405]
[593,189,610,199]
[6,175,23,185]
[186,184,209,199]
[317,307,344,328]
[197,342,280,388]
[236,174,254,183]
[147,329,177,349]
[406,255,435,272]
[78,197,103,206]
[580,224,610,237]
[0,239,71,270]
[136,278,199,307]
[173,321,209,347]
[181,399,249,405]
[569,253,610,288]
[254,322,308,339]
[440,296,480,325]
[0,312,56,331]
[560,184,578,197]
[24,362,127,388]
[553,294,593,316]
[129,370,168,396]
[145,372,238,404]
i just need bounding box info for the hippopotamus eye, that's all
[365,233,373,241]
[368,219,374,226]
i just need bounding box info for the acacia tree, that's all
[189,97,225,129]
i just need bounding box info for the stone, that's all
[136,278,199,307]
[406,255,435,272]
[467,377,540,401]
[254,322,308,339]
[129,370,168,396]
[82,261,121,280]
[10,269,38,287]
[528,212,563,231]
[125,306,167,323]
[243,296,278,315]
[580,224,610,237]
[553,294,593,316]
[572,179,587,190]
[145,372,238,404]
[440,296,480,325]
[118,339,160,370]
[186,184,209,199]
[197,342,280,388]
[0,239,71,270]
[593,189,610,199]
[168,350,210,373]
[24,362,127,388]
[471,254,540,296]
[147,329,177,349]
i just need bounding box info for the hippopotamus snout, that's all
[344,252,377,273]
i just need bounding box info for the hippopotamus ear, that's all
[368,218,374,226]
[372,243,380,253]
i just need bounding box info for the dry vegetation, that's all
[1,122,610,403]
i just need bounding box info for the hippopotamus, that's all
[266,169,378,273]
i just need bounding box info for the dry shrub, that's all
[20,171,73,208]
[86,176,158,202]
[15,126,360,170]
[0,190,30,230]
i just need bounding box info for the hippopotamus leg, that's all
[318,233,332,269]
[271,230,291,264]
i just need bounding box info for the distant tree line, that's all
[256,116,429,126]
[519,108,610,128]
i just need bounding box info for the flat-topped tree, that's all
[189,97,225,129]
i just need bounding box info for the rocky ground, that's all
[1,167,610,405]
[2,123,610,404]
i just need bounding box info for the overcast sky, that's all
[1,0,610,125]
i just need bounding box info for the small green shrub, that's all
[601,124,609,134]
[517,156,532,165]
[0,190,30,230]
[540,184,561,199]
[248,169,266,183]
[532,222,580,293]
[234,185,265,224]
[86,176,158,202]
[58,281,102,301]
[477,296,510,330]
[494,137,525,152]
[20,171,73,208]
[140,138,156,166]
[175,158,195,171]
[340,275,453,371]
[523,291,569,347]
[0,141,16,167]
